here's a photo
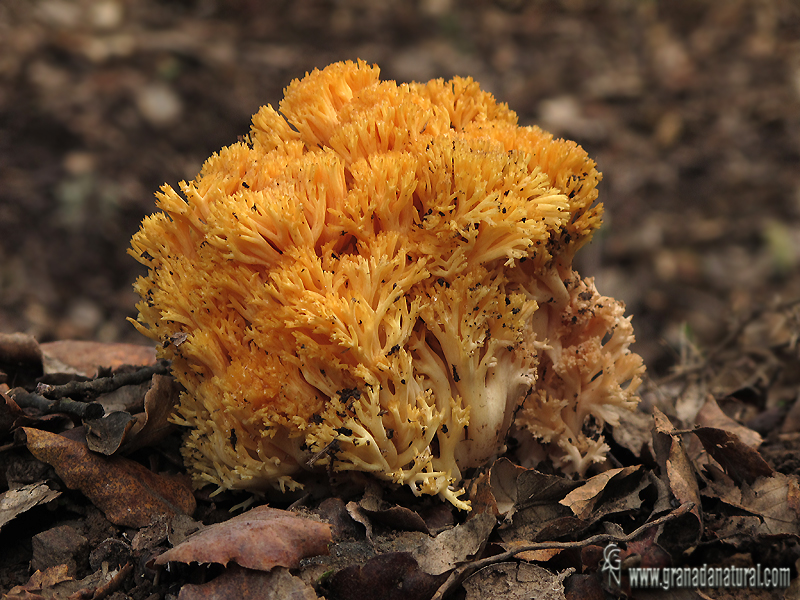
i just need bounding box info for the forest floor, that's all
[1,1,800,598]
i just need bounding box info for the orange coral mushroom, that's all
[130,60,643,509]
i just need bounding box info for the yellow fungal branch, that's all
[130,60,644,510]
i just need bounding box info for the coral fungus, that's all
[130,60,644,509]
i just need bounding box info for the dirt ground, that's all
[1,0,800,598]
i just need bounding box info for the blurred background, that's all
[1,0,799,376]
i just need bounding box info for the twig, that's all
[430,502,694,600]
[9,389,105,420]
[35,361,170,400]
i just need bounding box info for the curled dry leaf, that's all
[652,408,703,546]
[413,513,496,576]
[123,373,181,451]
[155,505,331,571]
[326,552,446,600]
[356,494,431,534]
[0,482,61,532]
[3,564,72,599]
[96,381,151,414]
[178,566,320,600]
[559,466,641,520]
[739,473,800,536]
[86,411,137,455]
[468,458,582,519]
[692,426,773,485]
[610,407,654,459]
[86,374,180,455]
[462,561,568,600]
[4,562,132,600]
[696,396,762,449]
[40,340,157,377]
[0,390,26,436]
[23,427,195,528]
[473,459,584,543]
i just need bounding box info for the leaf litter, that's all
[2,303,800,598]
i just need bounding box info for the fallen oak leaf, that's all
[326,552,446,600]
[357,493,431,534]
[85,411,137,455]
[121,374,181,453]
[86,374,180,456]
[696,396,762,449]
[692,426,773,486]
[468,458,582,524]
[0,390,26,436]
[740,473,800,536]
[155,505,331,571]
[40,340,157,378]
[3,564,73,599]
[559,466,641,521]
[491,460,585,544]
[412,513,496,576]
[652,408,703,543]
[177,565,320,600]
[0,482,61,532]
[23,427,195,527]
[429,503,694,600]
[462,562,569,600]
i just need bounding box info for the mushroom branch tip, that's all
[129,59,644,510]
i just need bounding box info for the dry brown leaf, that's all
[559,466,641,520]
[178,565,320,600]
[692,426,773,485]
[704,473,800,543]
[610,407,654,459]
[86,374,179,455]
[741,473,800,536]
[357,494,430,534]
[95,381,151,414]
[413,513,495,576]
[462,561,567,600]
[484,459,585,544]
[469,457,583,527]
[0,390,26,436]
[85,411,137,455]
[23,427,195,527]
[326,552,446,600]
[40,340,156,377]
[652,408,703,543]
[4,563,131,600]
[696,396,762,448]
[0,482,61,532]
[3,564,72,599]
[467,457,526,515]
[155,505,331,570]
[122,373,180,451]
